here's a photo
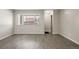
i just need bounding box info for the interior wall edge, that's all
[0,9,14,40]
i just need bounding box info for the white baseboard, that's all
[59,33,79,45]
[0,34,13,40]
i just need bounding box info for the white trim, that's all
[0,34,13,40]
[59,33,79,45]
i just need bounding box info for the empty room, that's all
[0,9,79,49]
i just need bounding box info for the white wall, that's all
[44,10,59,34]
[44,10,53,33]
[14,10,44,34]
[59,9,79,44]
[53,10,60,34]
[14,10,59,34]
[0,9,13,40]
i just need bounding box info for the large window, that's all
[19,15,40,25]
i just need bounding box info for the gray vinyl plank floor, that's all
[0,34,79,49]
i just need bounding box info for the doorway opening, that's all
[44,10,53,34]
